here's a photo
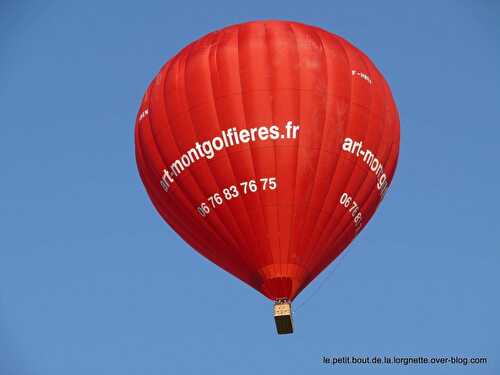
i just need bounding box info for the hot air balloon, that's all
[135,20,400,334]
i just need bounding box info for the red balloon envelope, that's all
[135,20,400,303]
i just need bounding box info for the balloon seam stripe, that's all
[205,30,263,279]
[298,34,355,282]
[292,26,330,297]
[236,24,278,289]
[177,38,255,268]
[164,93,385,124]
[306,42,379,276]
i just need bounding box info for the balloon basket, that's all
[273,300,293,334]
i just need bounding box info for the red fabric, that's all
[135,20,400,301]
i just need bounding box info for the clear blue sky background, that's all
[1,1,499,374]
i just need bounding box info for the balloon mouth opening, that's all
[262,277,294,300]
[258,263,306,301]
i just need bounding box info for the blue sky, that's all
[1,1,499,374]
